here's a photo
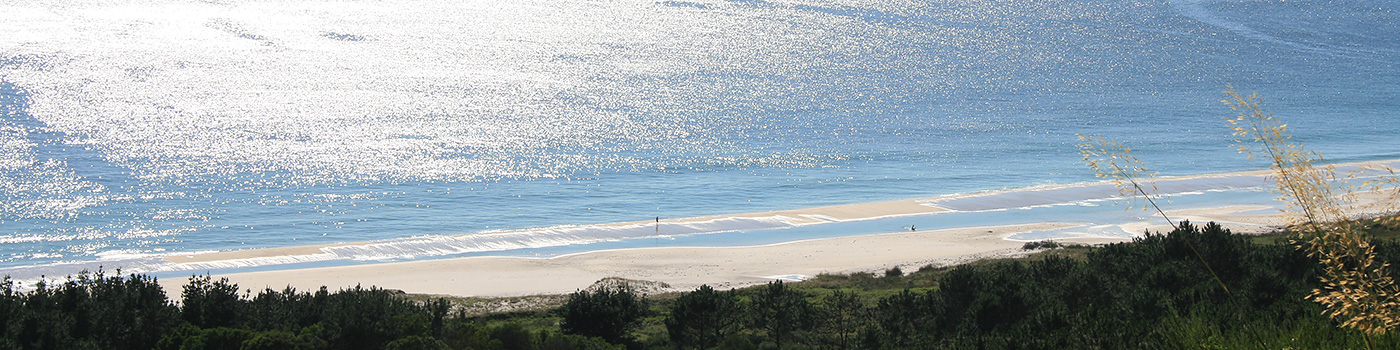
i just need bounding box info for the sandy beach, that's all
[159,222,1080,297]
[155,160,1399,298]
[155,204,1291,298]
[154,197,962,296]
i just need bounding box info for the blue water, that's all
[1,0,1398,279]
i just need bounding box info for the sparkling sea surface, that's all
[1,0,1398,279]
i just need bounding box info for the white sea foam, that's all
[320,216,801,261]
[927,173,1270,212]
[797,214,840,222]
[167,253,340,271]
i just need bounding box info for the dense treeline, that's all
[859,221,1324,348]
[3,221,1400,349]
[0,273,615,350]
[649,221,1400,349]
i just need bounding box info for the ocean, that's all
[1,0,1398,281]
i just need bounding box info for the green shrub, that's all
[558,285,647,345]
[1020,240,1062,250]
[666,285,741,349]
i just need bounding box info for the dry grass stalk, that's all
[1079,134,1240,298]
[1224,86,1400,336]
[1077,134,1169,223]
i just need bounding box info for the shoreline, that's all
[161,197,951,265]
[161,158,1399,267]
[150,201,1313,298]
[40,159,1400,297]
[156,222,1085,298]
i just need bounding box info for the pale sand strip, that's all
[160,223,1077,297]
